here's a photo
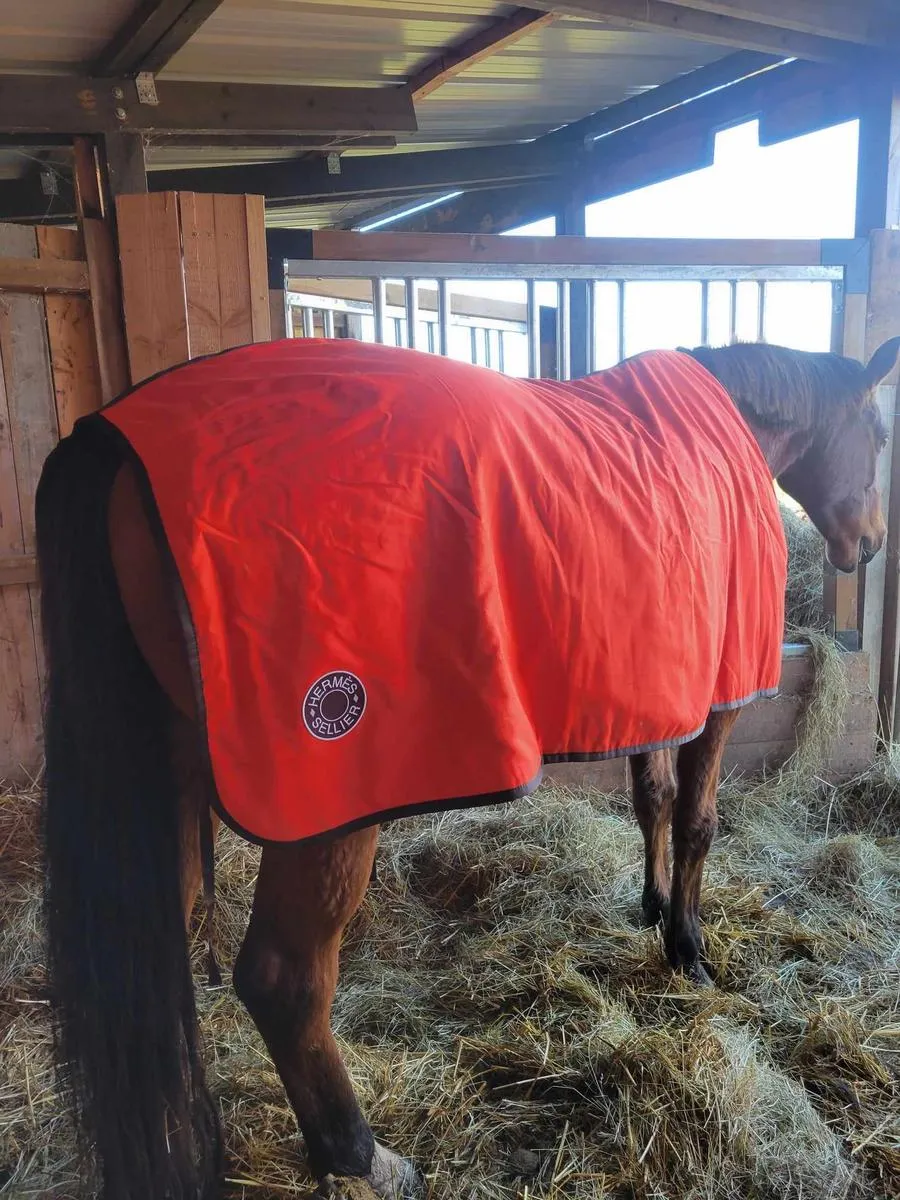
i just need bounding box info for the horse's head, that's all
[776,337,899,573]
[687,337,900,575]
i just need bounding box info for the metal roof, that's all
[162,2,727,151]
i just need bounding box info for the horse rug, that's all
[95,339,787,845]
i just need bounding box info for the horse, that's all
[34,334,898,1200]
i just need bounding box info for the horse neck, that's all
[736,417,813,479]
[690,346,816,479]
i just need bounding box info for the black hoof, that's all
[640,888,670,928]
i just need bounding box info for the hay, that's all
[782,503,827,634]
[1,748,898,1199]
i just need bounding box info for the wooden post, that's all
[73,136,131,400]
[559,196,590,379]
[102,131,149,202]
[852,77,900,735]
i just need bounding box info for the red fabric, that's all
[100,339,786,843]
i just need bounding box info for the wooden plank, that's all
[116,193,189,385]
[0,555,38,587]
[542,759,628,792]
[92,0,226,75]
[212,194,254,350]
[0,223,59,768]
[244,195,271,343]
[723,730,875,780]
[180,192,223,358]
[524,0,881,62]
[0,257,89,294]
[103,131,148,199]
[82,218,131,401]
[37,227,103,438]
[0,340,43,776]
[663,0,898,44]
[307,230,824,268]
[409,10,556,100]
[0,75,418,137]
[730,693,874,744]
[269,290,288,340]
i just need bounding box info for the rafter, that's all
[526,0,886,62]
[659,1,899,44]
[0,74,417,138]
[92,0,226,76]
[408,9,556,100]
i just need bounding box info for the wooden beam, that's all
[529,0,882,62]
[303,229,824,266]
[0,554,38,588]
[102,132,148,198]
[0,75,418,138]
[92,0,226,76]
[409,9,556,100]
[654,0,899,45]
[0,257,89,293]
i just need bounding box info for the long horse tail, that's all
[35,422,220,1200]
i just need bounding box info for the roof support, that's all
[91,0,226,76]
[655,0,898,44]
[0,74,417,138]
[528,0,892,62]
[408,9,556,99]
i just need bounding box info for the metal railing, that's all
[285,256,849,380]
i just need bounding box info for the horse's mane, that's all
[682,342,882,434]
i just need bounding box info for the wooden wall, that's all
[0,222,104,776]
[117,192,270,383]
[544,648,876,792]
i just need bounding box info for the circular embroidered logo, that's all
[303,671,367,740]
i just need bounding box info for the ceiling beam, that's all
[656,1,899,44]
[408,8,556,100]
[528,0,885,62]
[91,0,226,76]
[0,74,417,138]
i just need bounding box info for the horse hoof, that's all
[317,1145,423,1200]
[368,1143,424,1199]
[687,959,716,989]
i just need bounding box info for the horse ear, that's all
[863,336,900,388]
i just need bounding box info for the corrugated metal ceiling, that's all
[0,0,730,188]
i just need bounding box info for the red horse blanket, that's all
[98,339,786,844]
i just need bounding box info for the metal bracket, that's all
[135,72,159,106]
[327,152,342,176]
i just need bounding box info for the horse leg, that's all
[665,709,738,986]
[233,827,420,1199]
[629,749,676,927]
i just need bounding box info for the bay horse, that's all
[34,336,898,1200]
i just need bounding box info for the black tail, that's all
[36,423,219,1199]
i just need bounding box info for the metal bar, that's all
[700,280,710,345]
[405,279,418,349]
[287,259,843,282]
[437,279,450,356]
[757,280,766,341]
[558,280,571,381]
[323,307,335,338]
[829,279,845,355]
[372,277,387,344]
[616,281,626,364]
[728,280,738,342]
[526,279,540,378]
[587,281,597,375]
[301,307,314,338]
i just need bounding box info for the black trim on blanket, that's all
[81,399,779,857]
